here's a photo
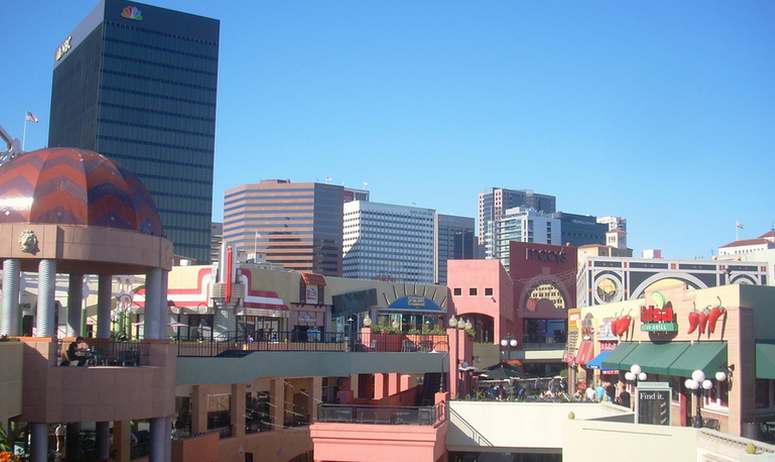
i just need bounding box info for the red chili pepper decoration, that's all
[621,313,631,337]
[698,307,710,335]
[708,297,726,334]
[687,308,700,334]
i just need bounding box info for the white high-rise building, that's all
[597,216,628,250]
[491,207,561,271]
[343,201,435,283]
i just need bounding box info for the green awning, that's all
[601,342,638,370]
[619,342,690,375]
[756,343,775,379]
[668,342,727,378]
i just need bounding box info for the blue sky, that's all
[2,0,774,258]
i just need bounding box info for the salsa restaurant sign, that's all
[640,304,677,332]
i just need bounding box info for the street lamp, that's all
[500,335,518,362]
[625,364,648,384]
[448,315,458,328]
[685,369,716,428]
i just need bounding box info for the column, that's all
[311,377,322,421]
[163,416,172,462]
[1,259,21,336]
[387,373,400,396]
[230,384,246,438]
[95,421,110,461]
[30,423,48,462]
[149,417,166,462]
[112,420,131,462]
[271,379,285,429]
[66,273,83,337]
[97,274,112,339]
[349,374,359,399]
[191,385,208,434]
[159,270,169,339]
[374,373,388,400]
[66,422,81,462]
[400,374,413,392]
[145,268,162,340]
[36,259,57,338]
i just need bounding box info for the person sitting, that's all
[63,337,89,366]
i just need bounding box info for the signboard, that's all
[640,304,677,332]
[636,382,672,426]
[527,248,567,264]
[55,36,72,61]
[598,317,618,341]
[305,286,319,305]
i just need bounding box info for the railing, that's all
[177,332,449,357]
[57,339,149,367]
[316,403,445,425]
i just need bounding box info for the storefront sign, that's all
[598,317,618,341]
[568,309,581,329]
[297,311,318,325]
[305,286,319,305]
[407,296,426,307]
[640,305,677,332]
[527,248,567,264]
[55,36,72,61]
[636,382,672,426]
[121,5,143,20]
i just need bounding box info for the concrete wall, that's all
[0,341,22,428]
[446,401,631,451]
[564,419,775,462]
[177,351,449,385]
[448,259,515,344]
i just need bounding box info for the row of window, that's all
[99,103,216,135]
[101,86,216,117]
[101,70,215,104]
[103,53,217,88]
[106,21,219,53]
[452,288,494,296]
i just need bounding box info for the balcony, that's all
[317,403,444,426]
[18,337,176,423]
[176,332,449,357]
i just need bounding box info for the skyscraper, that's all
[343,201,434,283]
[552,212,607,247]
[492,207,562,271]
[433,214,474,284]
[48,0,219,263]
[223,180,344,275]
[477,188,556,245]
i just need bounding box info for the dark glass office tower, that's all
[49,0,219,262]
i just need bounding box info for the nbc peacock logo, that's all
[121,5,143,20]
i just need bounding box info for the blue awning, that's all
[586,351,612,370]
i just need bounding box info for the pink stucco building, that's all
[447,260,515,344]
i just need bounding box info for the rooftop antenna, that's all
[363,181,369,189]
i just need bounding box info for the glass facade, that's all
[434,214,474,284]
[223,181,343,275]
[48,0,219,263]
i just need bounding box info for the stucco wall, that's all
[447,401,631,451]
[0,341,22,428]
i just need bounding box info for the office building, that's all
[210,222,223,263]
[552,212,607,247]
[433,213,475,284]
[597,215,628,249]
[717,229,775,286]
[343,186,370,203]
[48,0,220,263]
[223,180,344,276]
[490,207,561,271]
[477,188,556,245]
[343,201,434,282]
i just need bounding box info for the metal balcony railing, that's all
[316,403,445,425]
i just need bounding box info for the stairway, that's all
[420,372,442,405]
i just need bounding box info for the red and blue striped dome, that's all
[0,148,163,236]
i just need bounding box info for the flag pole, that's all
[22,115,27,152]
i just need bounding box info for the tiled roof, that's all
[720,238,770,248]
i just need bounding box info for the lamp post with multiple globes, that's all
[684,369,728,428]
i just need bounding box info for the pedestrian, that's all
[55,423,65,454]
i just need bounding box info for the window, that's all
[453,288,462,296]
[469,288,477,296]
[705,380,729,408]
[756,379,771,409]
[484,288,493,296]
